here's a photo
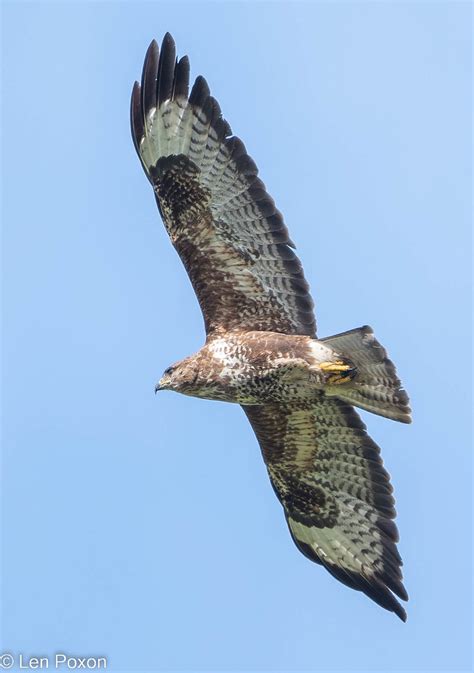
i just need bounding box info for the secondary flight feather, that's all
[131,33,411,621]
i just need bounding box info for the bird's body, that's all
[158,331,346,403]
[131,33,412,621]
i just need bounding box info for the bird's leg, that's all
[320,360,357,385]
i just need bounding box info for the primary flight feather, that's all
[131,33,411,621]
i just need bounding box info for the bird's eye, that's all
[164,366,174,376]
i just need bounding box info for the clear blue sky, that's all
[1,2,471,671]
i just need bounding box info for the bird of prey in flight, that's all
[130,33,411,621]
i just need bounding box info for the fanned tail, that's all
[322,326,411,424]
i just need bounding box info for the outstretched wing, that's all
[243,398,408,621]
[131,34,316,337]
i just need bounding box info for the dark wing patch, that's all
[242,398,408,621]
[131,33,316,337]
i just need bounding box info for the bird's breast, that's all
[200,333,320,404]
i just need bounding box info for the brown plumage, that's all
[131,33,411,621]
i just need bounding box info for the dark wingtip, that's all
[130,80,144,152]
[394,602,408,622]
[173,54,190,99]
[157,32,176,105]
[394,580,409,603]
[144,38,159,71]
[141,39,159,114]
[189,74,210,107]
[163,31,175,47]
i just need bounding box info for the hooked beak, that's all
[155,379,165,394]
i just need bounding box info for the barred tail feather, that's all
[322,326,412,424]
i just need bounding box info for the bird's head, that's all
[155,356,200,395]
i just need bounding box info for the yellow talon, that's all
[327,374,353,385]
[320,360,352,373]
[321,360,357,385]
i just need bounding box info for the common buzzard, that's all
[131,33,411,621]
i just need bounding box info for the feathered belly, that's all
[198,332,329,404]
[188,361,325,405]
